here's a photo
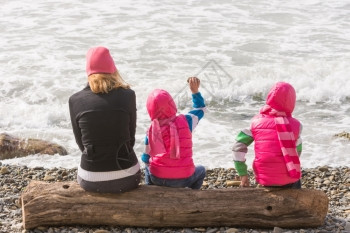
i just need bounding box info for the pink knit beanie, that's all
[86,47,117,76]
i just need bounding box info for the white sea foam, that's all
[1,0,350,169]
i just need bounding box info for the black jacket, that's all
[69,85,138,172]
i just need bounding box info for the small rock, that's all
[225,228,238,233]
[345,192,350,199]
[273,227,283,233]
[194,228,206,232]
[345,221,350,231]
[202,181,209,187]
[15,199,22,208]
[182,228,195,233]
[315,177,323,183]
[319,166,329,172]
[37,226,48,231]
[214,181,221,186]
[43,175,55,181]
[93,230,111,233]
[0,167,10,175]
[323,180,331,185]
[61,170,68,177]
[206,228,218,233]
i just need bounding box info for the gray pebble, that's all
[205,228,218,233]
[273,227,283,233]
[345,222,350,231]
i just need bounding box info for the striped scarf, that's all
[148,115,180,159]
[260,105,301,179]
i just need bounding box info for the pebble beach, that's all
[0,163,349,233]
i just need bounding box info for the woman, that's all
[69,46,141,193]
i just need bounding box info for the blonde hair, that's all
[88,71,130,94]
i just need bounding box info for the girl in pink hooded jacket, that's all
[141,77,206,189]
[232,82,302,188]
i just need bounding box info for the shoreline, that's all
[0,163,349,233]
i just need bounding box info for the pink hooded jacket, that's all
[146,89,195,179]
[251,82,301,186]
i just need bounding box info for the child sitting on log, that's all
[141,77,206,189]
[232,82,303,188]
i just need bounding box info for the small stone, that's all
[206,228,218,233]
[225,228,238,233]
[319,166,329,172]
[214,181,221,186]
[315,177,323,183]
[202,181,209,187]
[345,192,350,199]
[93,230,111,233]
[0,167,10,175]
[273,227,283,233]
[182,229,195,233]
[323,180,331,185]
[43,175,55,181]
[345,222,350,231]
[194,228,206,232]
[15,199,22,208]
[37,226,48,231]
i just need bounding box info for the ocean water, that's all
[1,0,350,169]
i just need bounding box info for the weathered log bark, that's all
[0,133,67,159]
[21,181,329,229]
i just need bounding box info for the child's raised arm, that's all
[185,77,206,132]
[187,77,200,94]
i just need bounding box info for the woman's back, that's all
[69,46,140,193]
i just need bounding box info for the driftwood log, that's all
[0,133,67,159]
[21,181,329,229]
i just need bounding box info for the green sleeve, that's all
[234,161,248,176]
[236,130,254,146]
[297,143,302,156]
